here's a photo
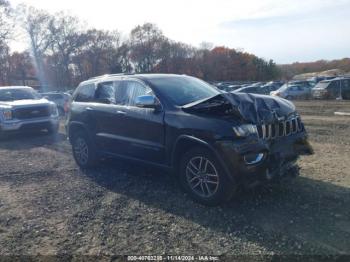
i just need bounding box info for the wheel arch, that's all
[171,135,233,182]
[67,121,90,142]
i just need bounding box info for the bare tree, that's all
[0,0,12,84]
[17,4,52,87]
[129,23,166,73]
[48,12,85,87]
[0,0,12,42]
[199,41,213,51]
[83,29,122,75]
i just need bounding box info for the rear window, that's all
[74,84,96,102]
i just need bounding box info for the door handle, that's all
[86,107,94,111]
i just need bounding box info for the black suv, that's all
[67,74,313,205]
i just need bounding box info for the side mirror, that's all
[135,95,158,109]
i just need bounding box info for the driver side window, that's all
[115,80,154,106]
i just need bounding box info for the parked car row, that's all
[213,76,350,100]
[212,81,285,95]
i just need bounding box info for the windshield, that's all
[148,76,220,106]
[278,83,290,92]
[0,88,41,101]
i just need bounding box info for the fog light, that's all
[244,153,265,165]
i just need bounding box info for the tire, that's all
[71,130,98,169]
[179,147,236,206]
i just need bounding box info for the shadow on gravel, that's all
[0,131,66,150]
[82,160,350,255]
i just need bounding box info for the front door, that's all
[111,80,166,164]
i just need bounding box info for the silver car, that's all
[270,84,311,100]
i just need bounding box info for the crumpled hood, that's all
[0,99,52,109]
[182,92,296,124]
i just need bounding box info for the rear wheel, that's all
[179,147,236,206]
[71,131,98,168]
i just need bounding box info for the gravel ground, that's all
[0,100,349,258]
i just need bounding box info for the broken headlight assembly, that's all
[232,124,258,137]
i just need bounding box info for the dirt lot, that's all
[0,100,349,257]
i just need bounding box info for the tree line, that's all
[279,58,350,79]
[0,1,299,90]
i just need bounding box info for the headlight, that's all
[2,110,12,121]
[232,124,258,137]
[50,104,59,116]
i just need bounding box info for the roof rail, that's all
[88,73,135,80]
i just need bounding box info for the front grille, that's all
[257,116,303,140]
[14,106,50,120]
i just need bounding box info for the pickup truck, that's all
[0,86,60,138]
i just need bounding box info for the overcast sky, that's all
[9,0,350,64]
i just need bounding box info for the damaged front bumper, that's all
[214,131,313,187]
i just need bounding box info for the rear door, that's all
[92,80,130,154]
[71,83,98,135]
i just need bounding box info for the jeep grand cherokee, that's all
[67,74,313,206]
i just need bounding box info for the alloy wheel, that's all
[186,156,219,198]
[74,137,89,165]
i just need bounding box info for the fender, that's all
[171,135,235,183]
[67,121,91,142]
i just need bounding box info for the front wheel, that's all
[179,147,236,206]
[71,131,98,169]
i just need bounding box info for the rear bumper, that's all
[214,131,313,187]
[0,116,59,132]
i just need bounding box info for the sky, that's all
[9,0,350,64]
